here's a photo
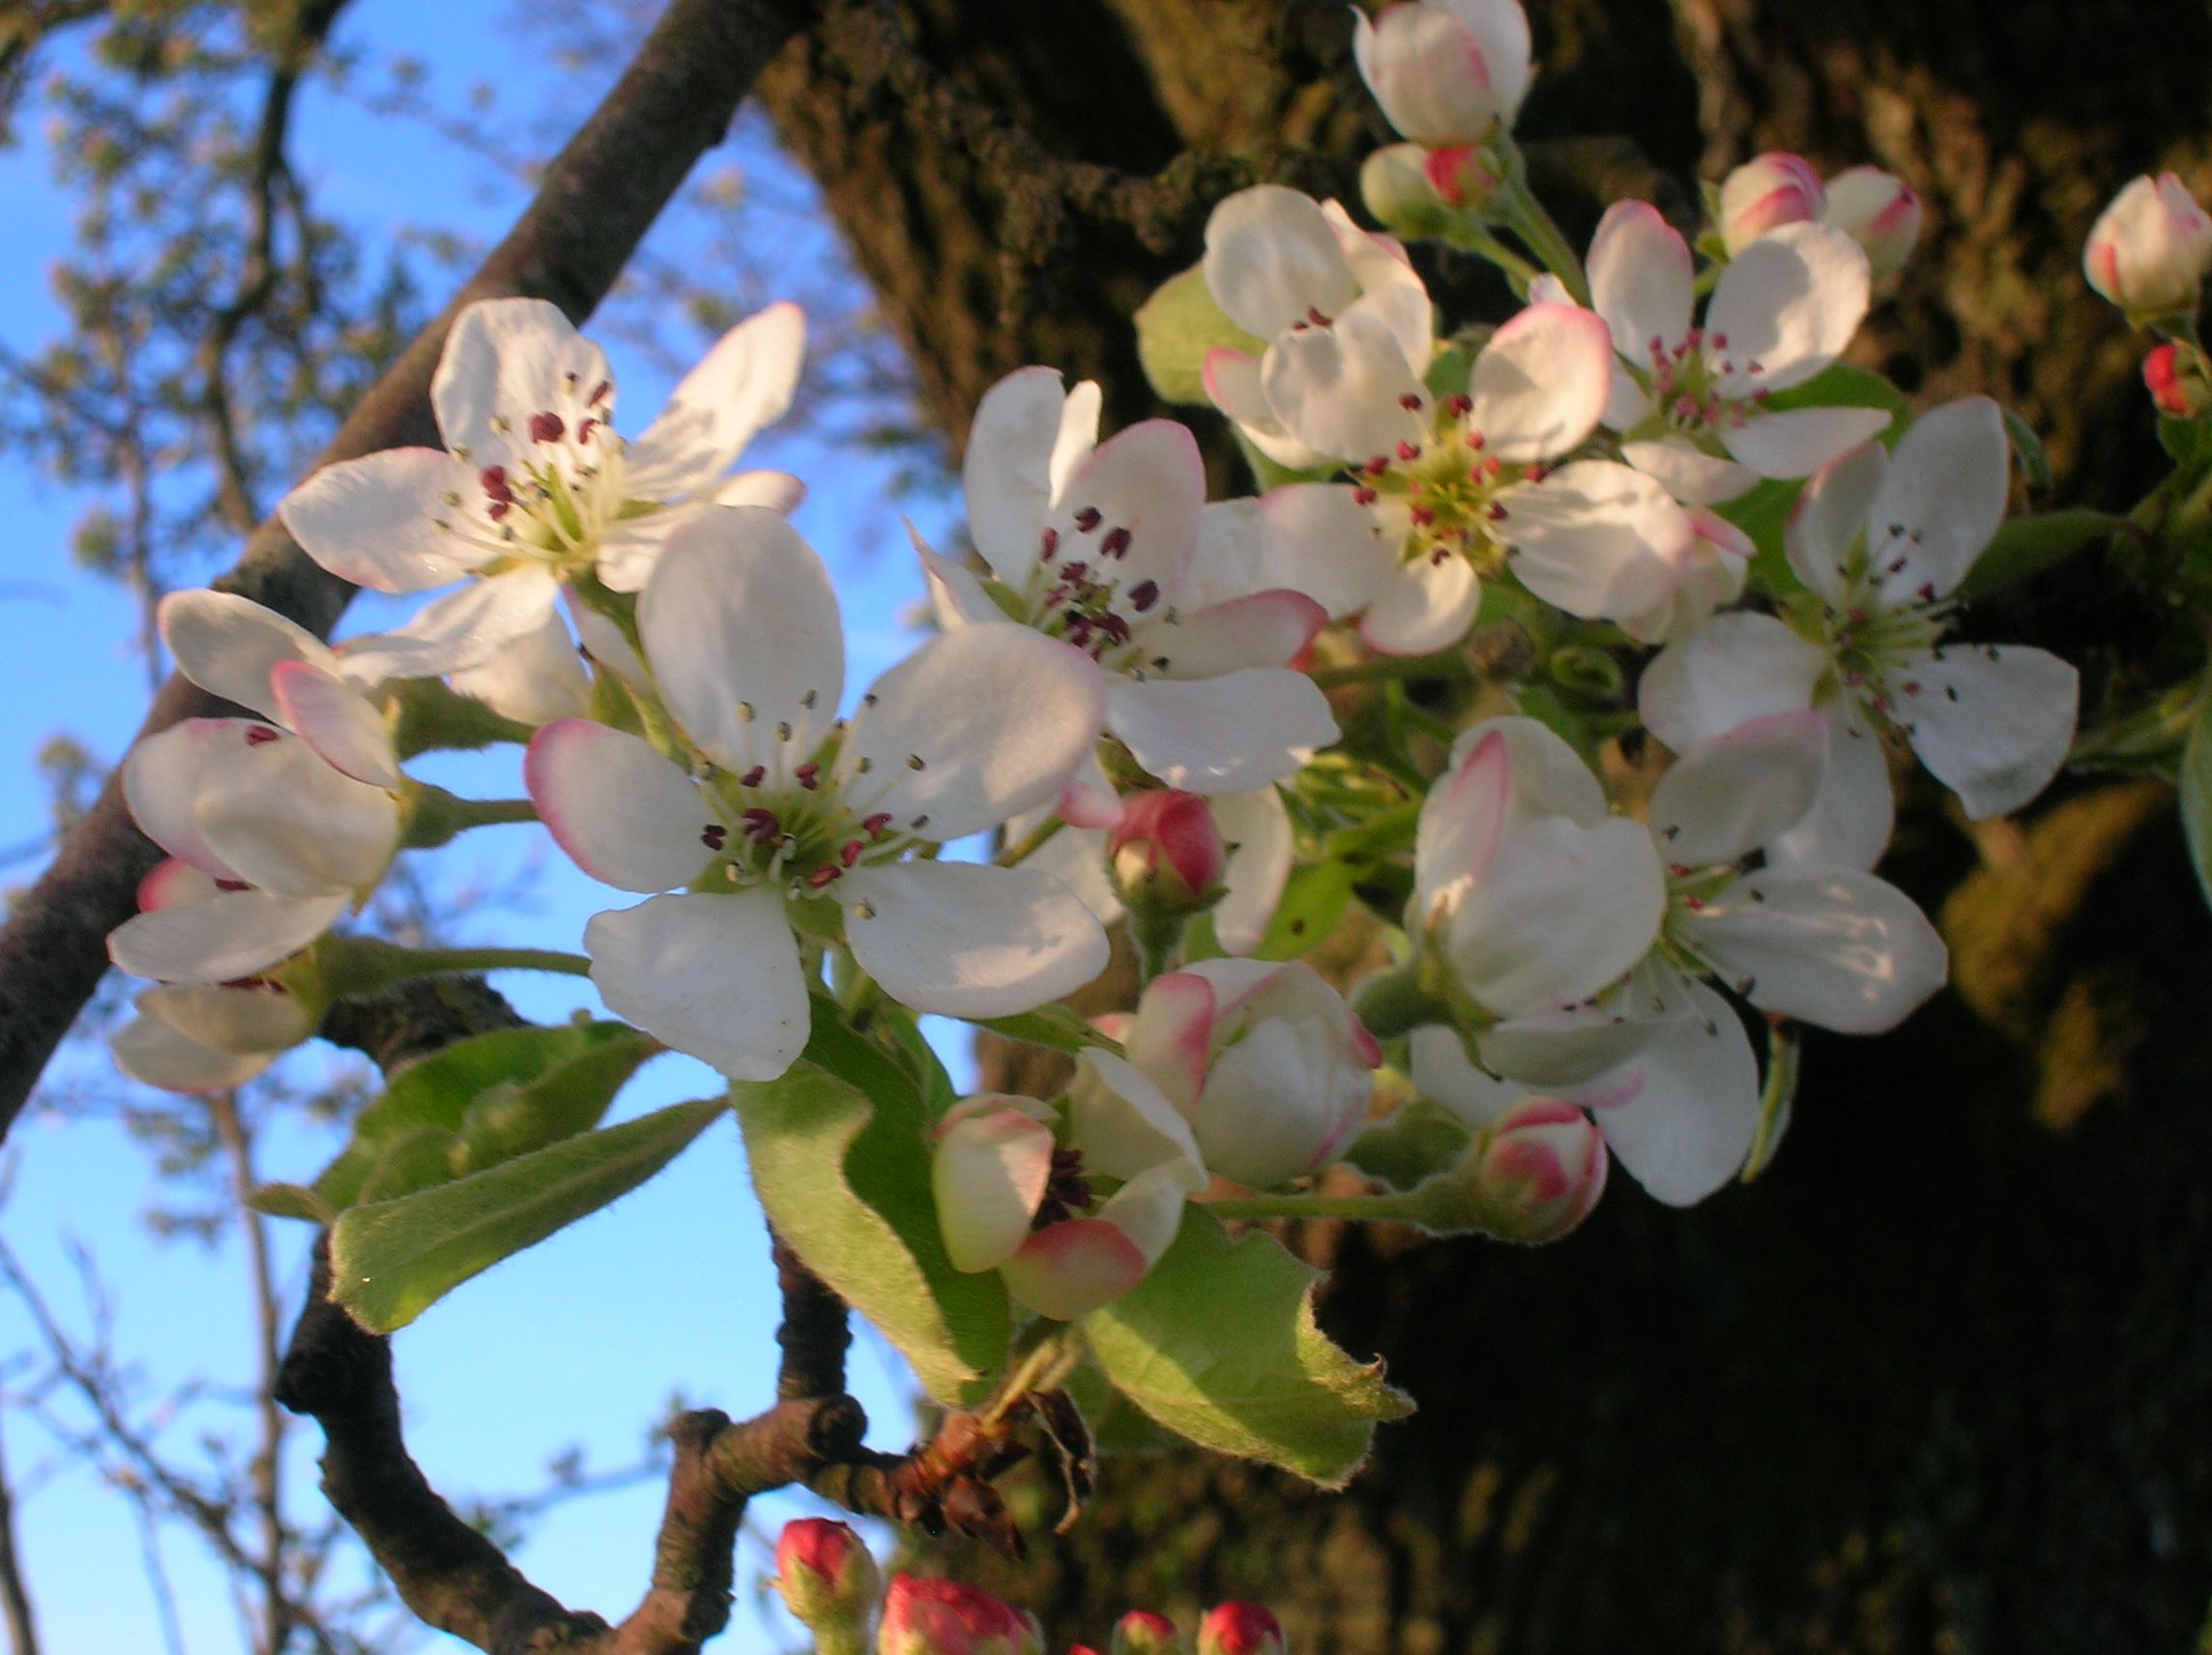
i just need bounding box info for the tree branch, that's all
[0,0,808,1135]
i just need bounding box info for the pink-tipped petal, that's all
[269,659,400,789]
[525,719,716,894]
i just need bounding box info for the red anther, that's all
[1674,395,1699,420]
[1888,557,1909,575]
[1484,456,1501,476]
[1449,393,1474,417]
[1468,429,1486,450]
[1683,894,1704,911]
[701,824,729,850]
[1129,578,1160,613]
[742,808,780,842]
[1396,441,1421,461]
[1917,583,1937,603]
[1430,547,1450,566]
[487,502,510,521]
[577,419,597,445]
[1040,527,1059,560]
[805,864,841,888]
[1364,455,1390,477]
[1648,334,1666,360]
[529,411,566,443]
[215,878,251,892]
[840,839,866,866]
[1100,613,1132,645]
[1073,506,1103,533]
[740,765,766,787]
[589,379,612,406]
[1752,387,1772,400]
[1353,486,1378,506]
[1712,333,1729,350]
[1487,502,1508,521]
[1307,305,1331,326]
[795,762,821,791]
[480,465,514,504]
[1398,392,1424,411]
[1101,526,1132,559]
[1904,681,1922,695]
[245,726,280,746]
[1686,328,1703,348]
[1524,463,1549,483]
[1848,608,1868,624]
[1410,505,1438,527]
[1669,863,1688,877]
[1873,695,1893,714]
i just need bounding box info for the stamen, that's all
[741,808,780,841]
[796,762,821,790]
[530,412,567,443]
[855,756,873,774]
[800,689,818,709]
[840,839,866,866]
[740,765,766,787]
[907,754,926,770]
[737,702,755,723]
[863,813,894,835]
[1101,527,1132,559]
[1040,528,1059,560]
[1129,579,1160,613]
[775,722,793,741]
[701,824,728,849]
[245,726,280,747]
[1398,392,1423,411]
[805,865,841,889]
[1073,507,1102,533]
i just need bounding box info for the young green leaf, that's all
[1132,263,1266,406]
[731,1006,1011,1407]
[1082,1205,1412,1488]
[330,1096,726,1332]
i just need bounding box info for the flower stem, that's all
[315,936,593,1001]
[1497,158,1589,305]
[399,786,537,850]
[1438,219,1543,295]
[1308,649,1473,689]
[998,813,1066,867]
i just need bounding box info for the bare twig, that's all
[0,0,809,1134]
[0,1395,40,1655]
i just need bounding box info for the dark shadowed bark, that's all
[757,0,2212,1645]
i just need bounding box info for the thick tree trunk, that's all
[759,2,2212,1645]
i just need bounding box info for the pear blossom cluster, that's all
[102,0,2104,1358]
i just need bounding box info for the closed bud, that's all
[1717,152,1825,255]
[1819,165,1922,279]
[1473,1097,1609,1241]
[2084,172,2212,318]
[881,1575,1029,1655]
[1353,0,1532,147]
[1422,144,1500,213]
[776,1518,881,1646]
[1197,1604,1285,1655]
[2145,341,2212,417]
[1112,1611,1183,1655]
[1360,143,1455,239]
[1110,791,1226,916]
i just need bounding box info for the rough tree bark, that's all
[757,1,2212,1647]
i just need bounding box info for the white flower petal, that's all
[123,720,252,879]
[1105,669,1335,796]
[638,506,844,779]
[624,301,805,498]
[1123,970,1217,1114]
[160,590,340,722]
[1067,1048,1208,1179]
[1500,459,1695,622]
[1261,311,1428,463]
[1209,787,1295,955]
[1465,303,1614,462]
[712,469,808,512]
[1049,380,1104,502]
[1409,1024,1526,1129]
[1001,1209,1150,1321]
[839,860,1110,1018]
[1414,727,1512,925]
[933,1105,1057,1273]
[1620,438,1758,507]
[1705,221,1871,393]
[339,566,562,681]
[432,298,610,472]
[448,607,593,727]
[1448,713,1614,822]
[1361,543,1482,654]
[1203,185,1360,341]
[1767,702,1894,871]
[1023,820,1121,928]
[1896,643,2079,819]
[910,522,1001,629]
[1693,864,1948,1033]
[1645,709,1827,866]
[1249,482,1394,618]
[140,982,314,1055]
[1044,420,1206,618]
[1341,280,1436,383]
[1148,590,1325,678]
[1638,612,1825,753]
[1591,979,1761,1205]
[1477,1004,1661,1090]
[1784,438,1887,604]
[112,1013,275,1093]
[594,500,713,595]
[965,366,1080,583]
[137,858,220,912]
[1587,200,1694,364]
[585,889,809,1082]
[108,889,349,984]
[269,660,400,789]
[841,625,1103,840]
[1859,396,2009,606]
[1447,812,1667,1017]
[1720,404,1892,479]
[193,728,399,898]
[525,719,715,893]
[278,449,490,593]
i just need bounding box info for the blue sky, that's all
[0,3,966,1647]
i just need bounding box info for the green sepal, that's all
[399,783,536,850]
[1133,263,1266,406]
[329,1096,726,1331]
[1081,1205,1412,1488]
[2002,405,2052,493]
[1254,857,1358,961]
[2069,676,2201,780]
[730,1001,1011,1406]
[388,675,535,759]
[1342,1096,1473,1192]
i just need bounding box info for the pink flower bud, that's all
[1353,1,1531,146]
[776,1518,882,1640]
[1422,144,1500,211]
[1819,165,1922,280]
[1197,1604,1285,1655]
[1717,152,1825,255]
[1360,143,1454,238]
[1110,791,1227,915]
[880,1575,1029,1655]
[2085,172,2212,317]
[1112,1611,1182,1655]
[1473,1097,1609,1241]
[2145,341,2212,417]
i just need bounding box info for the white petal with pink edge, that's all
[1720,404,1892,479]
[123,720,252,880]
[1105,669,1335,796]
[1501,460,1695,622]
[1705,222,1870,394]
[270,660,400,789]
[1149,590,1325,678]
[1638,612,1826,753]
[431,298,611,474]
[1001,1214,1150,1321]
[1124,971,1217,1112]
[1620,438,1758,507]
[933,1104,1058,1273]
[1446,813,1666,1018]
[1065,1049,1208,1180]
[1362,542,1482,655]
[1209,787,1295,955]
[1466,304,1614,462]
[1587,200,1695,365]
[965,366,1083,583]
[838,861,1109,1019]
[526,719,715,893]
[1203,186,1359,342]
[1783,438,1887,605]
[192,729,399,898]
[585,888,809,1082]
[277,448,489,593]
[138,858,221,912]
[1245,483,1394,619]
[1261,312,1428,464]
[160,590,340,722]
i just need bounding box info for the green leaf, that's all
[2160,413,2212,470]
[2178,688,2212,912]
[972,1003,1121,1059]
[1728,364,1914,597]
[247,1182,337,1225]
[355,1125,462,1205]
[2001,405,2052,492]
[1133,263,1266,406]
[331,1096,726,1331]
[731,1005,1011,1406]
[1082,1206,1412,1488]
[1342,1098,1473,1192]
[1760,361,1913,425]
[313,1022,658,1209]
[1958,508,2127,598]
[1255,858,1358,961]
